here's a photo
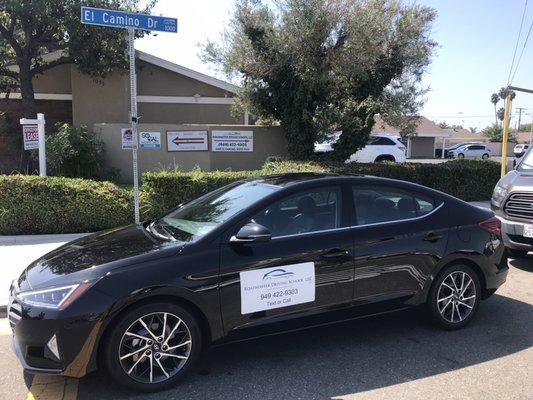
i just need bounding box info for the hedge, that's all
[0,159,500,234]
[0,175,133,235]
[141,159,500,218]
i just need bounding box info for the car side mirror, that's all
[230,223,271,244]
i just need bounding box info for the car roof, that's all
[249,173,436,193]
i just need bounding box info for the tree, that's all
[497,107,505,123]
[490,93,499,125]
[482,123,517,143]
[0,0,155,171]
[203,0,436,160]
[438,121,463,130]
[469,127,477,134]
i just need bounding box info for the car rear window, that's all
[369,137,395,146]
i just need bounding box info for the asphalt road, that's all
[1,257,531,400]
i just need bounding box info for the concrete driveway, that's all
[0,257,531,400]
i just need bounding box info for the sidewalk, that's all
[0,233,89,307]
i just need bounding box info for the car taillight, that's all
[478,217,501,236]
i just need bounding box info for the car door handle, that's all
[423,232,443,242]
[321,249,350,259]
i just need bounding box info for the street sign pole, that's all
[128,28,140,224]
[80,6,177,224]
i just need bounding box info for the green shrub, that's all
[141,159,500,218]
[46,124,118,180]
[0,175,133,234]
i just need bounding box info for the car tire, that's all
[428,264,481,330]
[457,153,465,159]
[375,155,395,163]
[103,302,203,392]
[507,248,529,259]
[482,153,489,160]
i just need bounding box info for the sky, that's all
[136,0,533,132]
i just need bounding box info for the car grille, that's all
[8,300,22,329]
[504,192,533,220]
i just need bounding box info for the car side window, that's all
[251,187,341,237]
[369,137,395,146]
[352,186,435,225]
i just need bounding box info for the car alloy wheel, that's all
[118,312,192,384]
[458,153,465,159]
[436,271,476,324]
[482,153,489,160]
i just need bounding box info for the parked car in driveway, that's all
[492,146,533,258]
[315,133,406,162]
[442,142,482,158]
[448,144,491,159]
[513,144,530,168]
[9,174,508,392]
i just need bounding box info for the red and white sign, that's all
[167,131,208,151]
[22,125,39,150]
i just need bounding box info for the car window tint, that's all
[251,187,341,237]
[352,186,435,225]
[369,137,395,146]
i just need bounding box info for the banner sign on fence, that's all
[167,131,208,151]
[139,131,161,149]
[212,130,253,152]
[22,125,39,150]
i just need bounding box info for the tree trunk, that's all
[18,57,36,173]
[494,104,497,126]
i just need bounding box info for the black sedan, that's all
[9,174,508,392]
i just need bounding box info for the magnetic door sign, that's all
[121,128,134,149]
[239,262,315,314]
[212,130,253,152]
[139,131,161,149]
[22,125,39,150]
[167,131,208,151]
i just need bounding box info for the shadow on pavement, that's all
[77,292,533,400]
[509,255,533,272]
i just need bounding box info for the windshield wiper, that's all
[147,221,175,241]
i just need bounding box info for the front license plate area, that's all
[524,224,533,238]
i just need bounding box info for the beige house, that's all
[372,116,452,158]
[1,50,245,131]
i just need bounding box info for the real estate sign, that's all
[212,130,253,152]
[139,131,162,149]
[167,131,208,151]
[22,125,39,150]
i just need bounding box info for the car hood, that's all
[16,224,180,291]
[499,169,533,192]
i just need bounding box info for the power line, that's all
[507,0,529,85]
[510,17,533,84]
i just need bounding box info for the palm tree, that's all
[490,93,499,125]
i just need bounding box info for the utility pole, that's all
[501,94,512,177]
[515,107,527,131]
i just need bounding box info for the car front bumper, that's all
[499,217,533,252]
[8,289,111,378]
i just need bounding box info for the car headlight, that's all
[492,184,509,205]
[18,281,93,309]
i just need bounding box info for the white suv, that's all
[314,134,407,163]
[347,135,406,163]
[449,144,491,160]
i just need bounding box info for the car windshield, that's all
[157,181,280,241]
[518,149,533,171]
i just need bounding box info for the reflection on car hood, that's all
[17,224,177,291]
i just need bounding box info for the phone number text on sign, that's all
[212,130,253,152]
[239,262,315,314]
